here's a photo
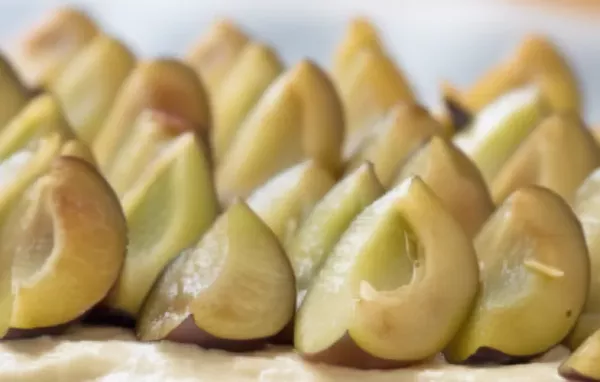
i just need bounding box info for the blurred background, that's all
[1,0,599,122]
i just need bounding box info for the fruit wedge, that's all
[247,160,336,248]
[296,177,479,369]
[445,187,589,364]
[211,42,283,164]
[332,17,414,143]
[0,131,77,336]
[0,93,96,167]
[338,49,415,148]
[92,59,211,172]
[0,94,95,232]
[216,60,344,203]
[453,84,547,184]
[569,168,600,349]
[287,162,384,295]
[332,17,384,83]
[460,35,580,115]
[492,114,600,205]
[345,103,442,187]
[8,7,98,87]
[0,55,30,128]
[137,200,295,352]
[52,34,136,143]
[559,329,600,382]
[186,19,250,96]
[1,156,126,337]
[105,110,193,196]
[0,94,74,161]
[394,136,494,238]
[104,123,219,319]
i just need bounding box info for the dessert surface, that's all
[0,326,568,382]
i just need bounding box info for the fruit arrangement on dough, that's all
[1,6,600,381]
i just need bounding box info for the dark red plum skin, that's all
[84,306,136,329]
[301,333,423,370]
[444,97,472,133]
[145,315,272,353]
[560,366,600,382]
[444,346,551,366]
[1,321,74,340]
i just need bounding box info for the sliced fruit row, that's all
[5,8,136,145]
[8,8,99,88]
[0,8,220,336]
[1,7,600,380]
[185,20,284,166]
[332,18,416,152]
